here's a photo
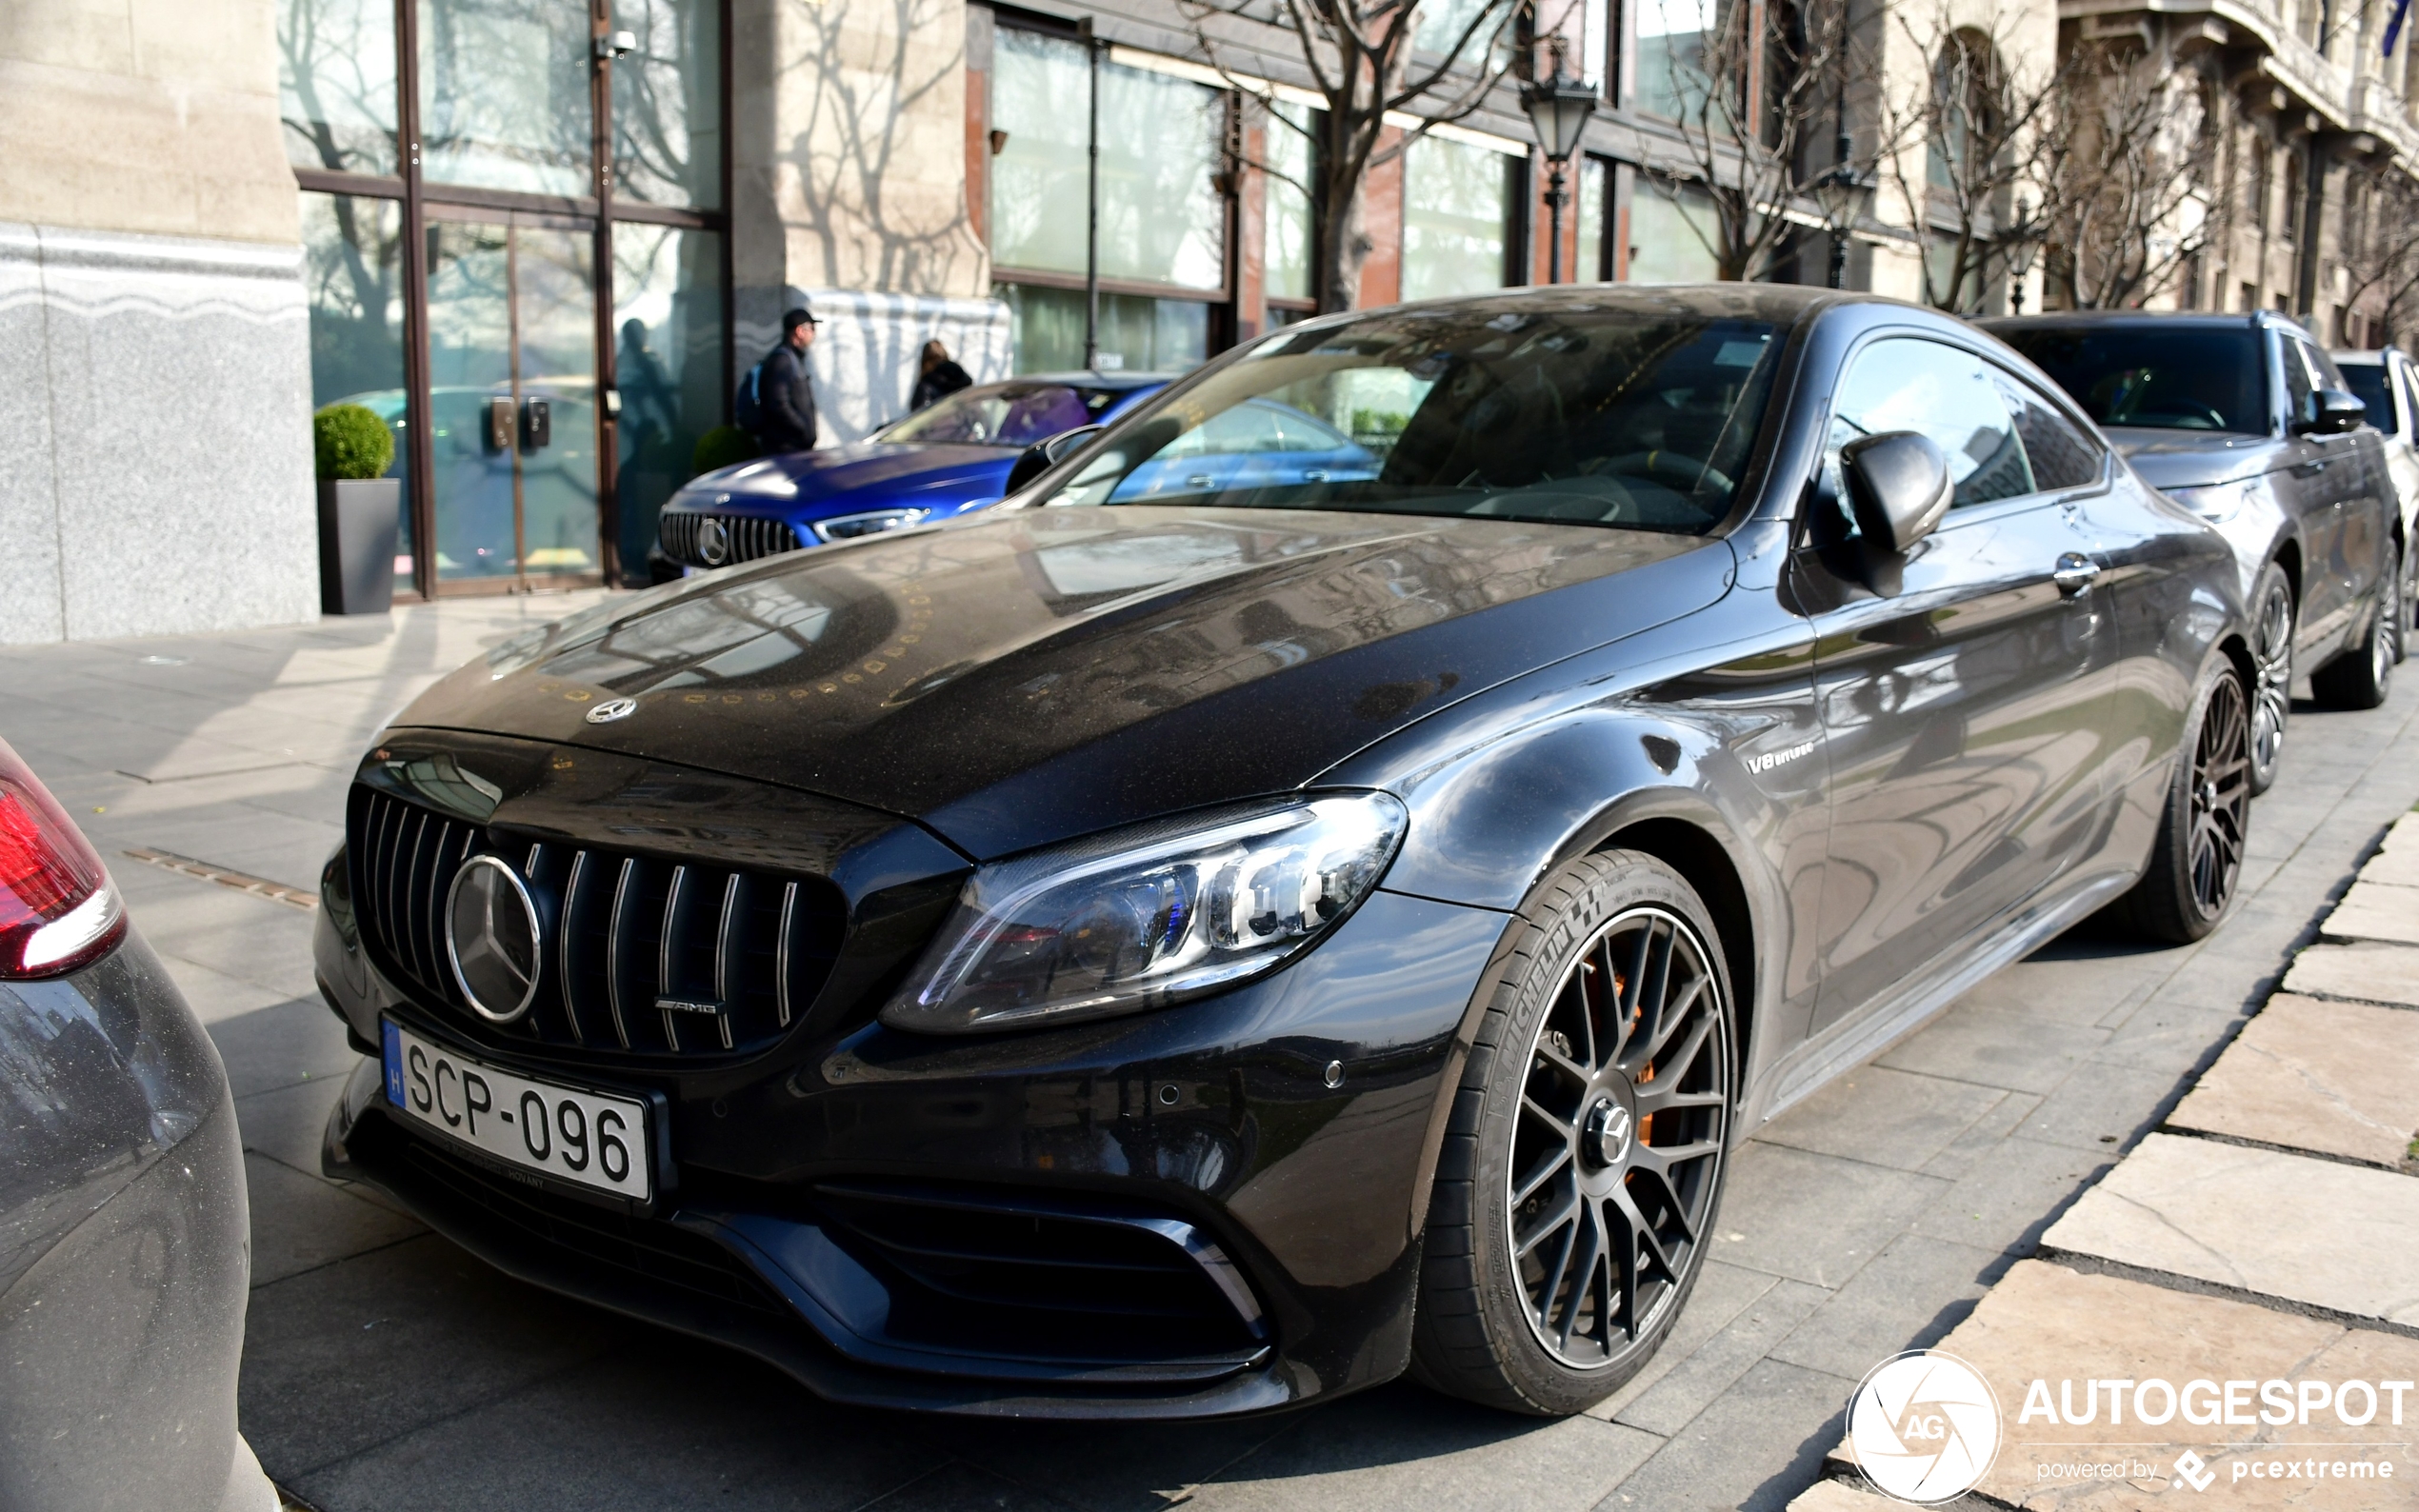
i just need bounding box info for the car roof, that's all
[1979,308,2317,342]
[2329,347,2404,365]
[1002,371,1175,390]
[1310,281,1870,328]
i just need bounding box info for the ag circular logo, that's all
[444,855,542,1023]
[1848,1350,2002,1504]
[697,516,730,566]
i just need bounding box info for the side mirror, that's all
[1003,423,1106,496]
[2294,388,2369,436]
[1841,430,1953,553]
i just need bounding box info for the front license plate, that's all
[382,1020,652,1202]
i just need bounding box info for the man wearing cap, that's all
[758,305,821,452]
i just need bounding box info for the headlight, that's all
[814,507,930,542]
[882,792,1409,1034]
[2165,482,2247,523]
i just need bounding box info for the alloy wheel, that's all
[2188,673,2251,921]
[1508,906,1729,1370]
[2375,556,2401,681]
[2249,579,2293,785]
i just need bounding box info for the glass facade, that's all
[1637,0,1717,123]
[996,285,1209,374]
[279,0,401,174]
[1629,182,1722,283]
[1577,156,1609,282]
[278,0,727,593]
[612,0,724,208]
[299,191,414,589]
[990,29,1226,371]
[1402,134,1515,301]
[612,224,728,571]
[417,0,595,196]
[1264,104,1317,305]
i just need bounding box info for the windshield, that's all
[2341,361,2397,431]
[1994,326,2265,434]
[883,382,1129,448]
[1040,305,1783,535]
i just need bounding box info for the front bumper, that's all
[319,881,1509,1418]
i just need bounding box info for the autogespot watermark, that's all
[1847,1351,2414,1503]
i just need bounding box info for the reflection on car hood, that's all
[693,443,1015,507]
[392,507,1729,857]
[2104,427,2289,490]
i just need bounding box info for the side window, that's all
[1830,338,2035,511]
[2277,335,2315,426]
[1991,372,2106,491]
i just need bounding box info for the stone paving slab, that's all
[2323,879,2419,945]
[2041,1133,2419,1325]
[1825,1261,2418,1508]
[2167,994,2419,1167]
[2284,940,2419,1008]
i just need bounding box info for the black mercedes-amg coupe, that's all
[314,286,2252,1421]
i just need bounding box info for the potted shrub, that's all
[314,404,400,614]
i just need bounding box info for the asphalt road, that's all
[7,592,2416,1512]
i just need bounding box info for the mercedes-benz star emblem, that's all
[445,855,543,1023]
[585,697,638,724]
[698,516,730,566]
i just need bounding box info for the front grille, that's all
[813,1181,1269,1368]
[660,510,802,568]
[348,786,846,1058]
[354,1112,786,1313]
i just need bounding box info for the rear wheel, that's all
[2311,541,2398,710]
[1411,851,1734,1416]
[2246,564,2293,795]
[2118,664,2250,944]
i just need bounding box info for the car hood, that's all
[694,443,1015,508]
[2104,428,2289,491]
[392,506,1730,858]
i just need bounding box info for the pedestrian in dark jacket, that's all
[757,306,820,452]
[910,339,973,411]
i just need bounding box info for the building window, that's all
[1636,0,1716,123]
[1265,102,1319,312]
[990,30,1227,372]
[416,0,595,196]
[612,224,729,576]
[280,0,401,175]
[1629,180,1722,283]
[612,0,725,209]
[299,191,413,589]
[1576,156,1611,282]
[1402,133,1518,301]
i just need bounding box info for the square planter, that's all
[317,478,401,615]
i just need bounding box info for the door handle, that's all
[2053,553,2101,597]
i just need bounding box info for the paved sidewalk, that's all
[1798,812,2419,1509]
[5,595,2419,1512]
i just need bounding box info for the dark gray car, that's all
[0,737,274,1512]
[1982,310,2399,792]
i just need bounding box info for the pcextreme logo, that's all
[1846,1354,2415,1503]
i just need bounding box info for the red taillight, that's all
[0,737,125,979]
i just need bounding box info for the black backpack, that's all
[733,359,767,430]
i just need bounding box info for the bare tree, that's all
[1176,0,1529,311]
[2038,39,2211,309]
[1872,6,2063,312]
[1636,0,1880,283]
[2339,168,2419,343]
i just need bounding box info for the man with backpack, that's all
[737,306,820,453]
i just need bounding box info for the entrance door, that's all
[424,217,601,588]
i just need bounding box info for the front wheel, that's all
[2246,564,2293,795]
[1410,851,1734,1416]
[2117,664,2251,944]
[2311,541,2398,710]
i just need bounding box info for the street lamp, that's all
[1810,133,1868,290]
[1521,42,1599,284]
[2006,195,2038,315]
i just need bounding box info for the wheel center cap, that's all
[1583,1096,1634,1169]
